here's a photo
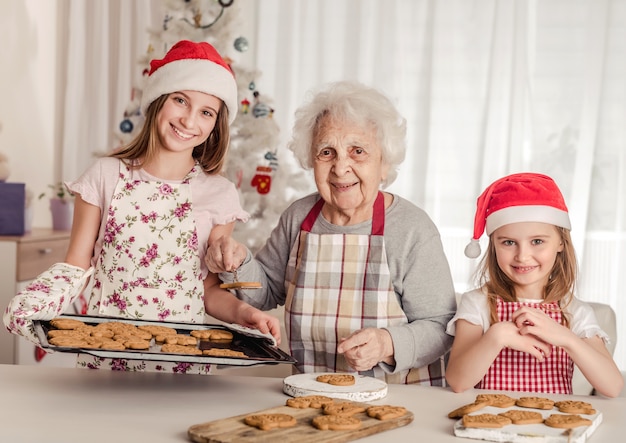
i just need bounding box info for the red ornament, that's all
[251,166,273,194]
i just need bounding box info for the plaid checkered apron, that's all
[478,299,573,393]
[284,192,445,385]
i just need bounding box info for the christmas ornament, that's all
[248,81,256,91]
[265,151,279,170]
[251,166,273,194]
[119,119,134,133]
[234,36,249,52]
[181,0,231,30]
[241,98,250,114]
[252,90,270,118]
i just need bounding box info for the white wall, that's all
[0,0,59,229]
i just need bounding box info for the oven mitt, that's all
[2,262,93,345]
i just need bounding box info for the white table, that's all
[0,364,623,442]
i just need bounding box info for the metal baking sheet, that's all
[34,314,296,367]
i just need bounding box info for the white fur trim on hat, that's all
[485,205,572,235]
[141,58,238,124]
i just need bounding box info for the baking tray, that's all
[34,314,296,367]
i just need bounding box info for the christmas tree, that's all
[115,0,311,252]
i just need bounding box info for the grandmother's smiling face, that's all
[312,114,389,225]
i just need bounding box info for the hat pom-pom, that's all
[464,239,481,259]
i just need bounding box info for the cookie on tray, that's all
[462,413,512,428]
[447,399,490,419]
[316,373,356,386]
[475,393,517,408]
[312,414,362,431]
[202,348,247,358]
[160,343,202,355]
[190,329,233,342]
[498,410,544,425]
[244,413,297,431]
[515,396,555,410]
[286,395,335,409]
[544,413,593,429]
[554,400,596,415]
[366,405,407,420]
[49,318,86,330]
[322,401,367,416]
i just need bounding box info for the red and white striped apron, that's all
[478,299,573,393]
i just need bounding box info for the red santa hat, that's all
[464,172,571,258]
[141,40,238,124]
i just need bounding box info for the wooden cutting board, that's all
[188,402,413,443]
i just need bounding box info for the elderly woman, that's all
[207,81,456,384]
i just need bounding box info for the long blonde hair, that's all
[111,93,231,175]
[475,226,578,326]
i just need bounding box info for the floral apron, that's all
[285,192,444,385]
[478,299,573,393]
[76,161,211,374]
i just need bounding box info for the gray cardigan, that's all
[224,192,457,374]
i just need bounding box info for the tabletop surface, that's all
[1,363,624,443]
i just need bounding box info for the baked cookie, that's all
[99,340,127,350]
[515,396,555,410]
[48,336,89,348]
[47,329,89,339]
[554,400,596,415]
[286,395,335,409]
[312,415,362,431]
[190,329,234,342]
[202,348,247,358]
[475,394,517,408]
[158,334,197,346]
[244,413,297,431]
[462,413,512,428]
[544,414,593,429]
[89,328,115,339]
[155,334,178,344]
[366,405,407,420]
[49,318,86,330]
[138,324,178,337]
[123,339,151,350]
[322,401,367,416]
[498,410,544,425]
[160,343,202,355]
[316,373,356,386]
[447,400,490,418]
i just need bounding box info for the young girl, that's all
[3,40,280,373]
[445,172,623,397]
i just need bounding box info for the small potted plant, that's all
[39,182,74,231]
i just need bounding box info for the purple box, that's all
[0,182,25,235]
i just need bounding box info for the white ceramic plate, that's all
[283,372,388,402]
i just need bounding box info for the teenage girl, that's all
[4,40,280,373]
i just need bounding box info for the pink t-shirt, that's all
[66,157,249,279]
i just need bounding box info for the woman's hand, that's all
[336,328,394,372]
[205,235,247,273]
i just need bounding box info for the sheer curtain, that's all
[56,0,162,182]
[53,0,625,369]
[253,0,626,369]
